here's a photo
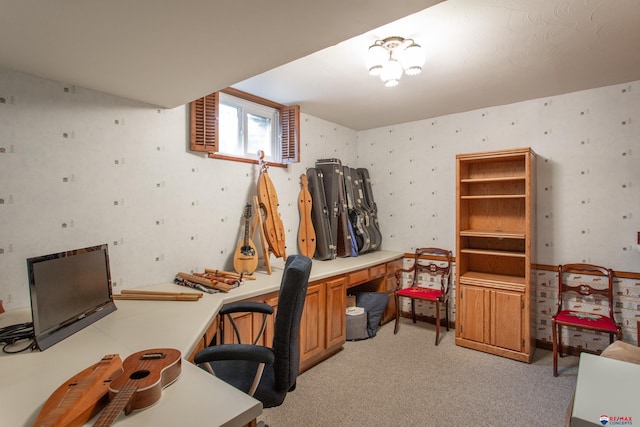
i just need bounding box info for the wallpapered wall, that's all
[1,67,638,348]
[0,68,357,310]
[359,82,640,347]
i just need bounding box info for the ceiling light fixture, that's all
[366,36,425,87]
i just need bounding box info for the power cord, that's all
[0,322,35,353]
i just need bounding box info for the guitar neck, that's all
[243,216,251,245]
[93,387,136,427]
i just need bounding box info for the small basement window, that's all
[190,88,300,166]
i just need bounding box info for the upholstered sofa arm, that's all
[600,340,640,365]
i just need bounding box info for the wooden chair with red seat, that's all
[394,247,452,345]
[552,263,623,376]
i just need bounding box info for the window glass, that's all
[219,103,242,156]
[219,93,279,161]
[247,113,272,157]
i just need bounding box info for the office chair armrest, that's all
[220,301,274,316]
[194,343,276,365]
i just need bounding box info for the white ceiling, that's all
[2,0,640,131]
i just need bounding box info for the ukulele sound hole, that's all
[130,370,150,380]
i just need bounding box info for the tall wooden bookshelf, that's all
[455,148,536,363]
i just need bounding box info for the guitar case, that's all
[357,168,382,251]
[350,167,381,252]
[344,166,370,254]
[306,168,336,260]
[315,158,353,257]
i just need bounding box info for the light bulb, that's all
[401,42,425,76]
[380,57,402,87]
[366,43,387,76]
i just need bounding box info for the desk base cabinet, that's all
[217,256,401,373]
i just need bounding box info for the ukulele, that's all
[93,348,181,427]
[256,150,287,258]
[233,203,259,274]
[297,173,316,258]
[33,354,123,427]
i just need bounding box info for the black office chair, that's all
[194,255,312,408]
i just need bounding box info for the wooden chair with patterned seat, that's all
[394,247,452,345]
[552,263,623,376]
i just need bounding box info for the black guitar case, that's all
[344,166,370,254]
[351,167,381,252]
[306,168,336,260]
[357,168,382,251]
[315,158,353,257]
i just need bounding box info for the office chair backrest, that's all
[272,254,312,393]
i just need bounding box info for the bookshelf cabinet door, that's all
[491,289,524,352]
[459,284,488,343]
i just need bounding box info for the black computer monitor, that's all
[27,243,117,350]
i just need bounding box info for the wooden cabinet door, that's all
[222,311,256,344]
[491,289,523,352]
[459,285,487,344]
[325,276,347,349]
[188,317,220,362]
[300,282,326,363]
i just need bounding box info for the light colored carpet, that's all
[259,319,579,426]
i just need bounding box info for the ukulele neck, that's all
[93,387,136,427]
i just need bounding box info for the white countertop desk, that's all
[571,352,640,427]
[0,251,402,426]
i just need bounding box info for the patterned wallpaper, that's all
[361,82,640,348]
[1,67,638,349]
[0,68,357,310]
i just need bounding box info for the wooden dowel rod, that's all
[176,272,234,293]
[203,269,256,280]
[212,281,234,292]
[121,289,203,298]
[176,272,213,286]
[113,294,201,301]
